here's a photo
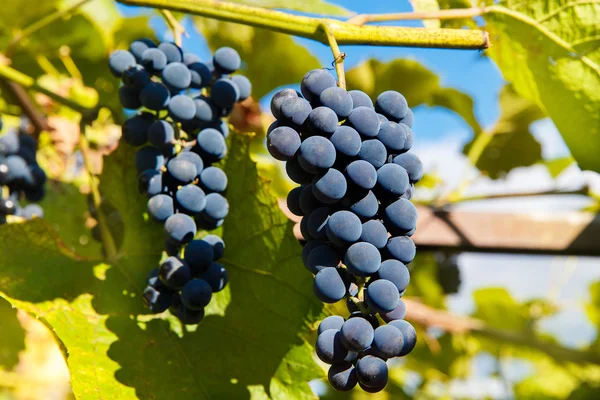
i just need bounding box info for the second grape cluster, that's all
[108,39,251,324]
[268,69,423,392]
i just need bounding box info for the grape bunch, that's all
[268,69,422,392]
[0,115,47,225]
[108,39,251,324]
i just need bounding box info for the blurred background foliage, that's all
[0,0,599,399]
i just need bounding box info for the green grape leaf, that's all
[195,19,321,100]
[463,85,544,178]
[472,288,528,331]
[485,1,600,172]
[346,58,482,133]
[0,297,25,370]
[229,0,351,16]
[0,134,324,399]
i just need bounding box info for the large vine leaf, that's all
[0,134,324,399]
[346,58,482,133]
[0,297,26,370]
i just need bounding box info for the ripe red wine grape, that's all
[181,279,213,310]
[340,317,374,352]
[305,106,338,137]
[168,95,196,122]
[141,48,168,74]
[213,47,241,74]
[300,69,336,102]
[356,355,388,390]
[158,42,183,63]
[377,259,410,293]
[199,262,228,292]
[365,279,399,313]
[164,213,197,246]
[345,106,381,138]
[162,62,192,92]
[312,168,347,204]
[344,242,381,277]
[199,166,227,193]
[328,362,358,392]
[313,267,347,303]
[372,325,404,359]
[147,194,174,222]
[375,90,408,122]
[319,87,353,119]
[147,120,174,148]
[318,315,345,335]
[393,152,424,183]
[316,329,349,364]
[348,90,373,109]
[267,126,301,161]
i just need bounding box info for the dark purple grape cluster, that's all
[0,115,46,225]
[268,69,422,392]
[108,39,251,324]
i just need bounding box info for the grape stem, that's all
[117,0,490,50]
[160,10,188,47]
[320,22,346,89]
[346,7,486,25]
[79,122,118,263]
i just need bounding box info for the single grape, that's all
[299,216,312,241]
[181,279,212,310]
[130,39,156,62]
[383,198,418,235]
[312,168,347,204]
[213,47,241,74]
[280,97,312,127]
[139,170,163,197]
[301,241,323,267]
[167,157,197,186]
[328,362,358,392]
[286,186,303,216]
[345,242,381,278]
[201,234,225,260]
[300,69,336,103]
[122,64,150,89]
[158,256,191,289]
[377,121,408,152]
[298,136,336,173]
[326,210,362,247]
[305,106,338,137]
[314,268,347,303]
[108,50,136,78]
[135,147,165,172]
[29,165,46,186]
[305,244,339,274]
[306,206,331,240]
[200,262,228,292]
[373,325,404,359]
[158,42,183,63]
[201,192,229,222]
[298,184,320,215]
[345,160,377,190]
[147,120,174,148]
[349,90,373,109]
[199,166,227,193]
[393,152,424,183]
[184,239,214,274]
[193,128,226,162]
[18,146,35,165]
[143,286,172,313]
[346,106,380,138]
[193,96,218,125]
[377,259,410,293]
[118,86,142,110]
[147,194,174,222]
[360,220,388,249]
[356,355,388,391]
[18,134,37,152]
[385,236,416,264]
[122,113,153,146]
[140,82,170,110]
[173,303,205,325]
[176,151,204,177]
[188,62,213,89]
[164,213,197,246]
[340,317,374,352]
[168,95,196,122]
[231,75,252,101]
[381,299,407,322]
[330,126,361,159]
[365,279,399,313]
[267,126,301,161]
[318,315,345,335]
[286,158,313,185]
[375,90,408,122]
[376,163,409,197]
[183,52,202,66]
[357,139,387,169]
[140,48,168,74]
[319,87,353,119]
[162,62,192,92]
[388,319,417,356]
[211,78,240,109]
[270,89,299,119]
[316,329,349,364]
[175,185,206,215]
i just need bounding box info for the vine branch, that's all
[118,0,490,50]
[160,10,188,46]
[0,62,96,117]
[347,8,485,25]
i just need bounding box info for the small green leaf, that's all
[346,58,481,133]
